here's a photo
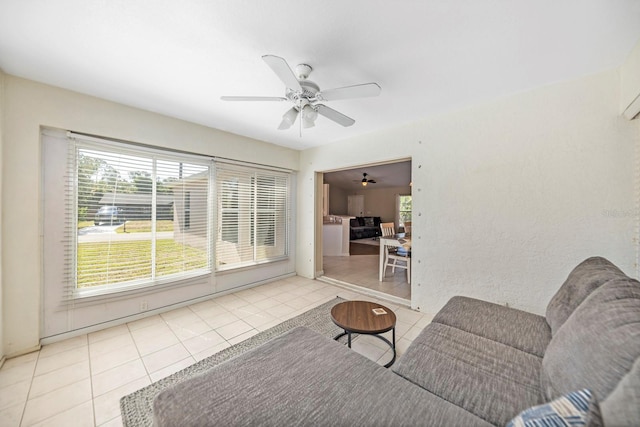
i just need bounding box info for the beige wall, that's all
[327,185,348,216]
[621,38,640,118]
[331,186,412,223]
[3,76,299,357]
[298,69,640,316]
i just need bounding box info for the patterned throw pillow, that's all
[364,217,374,227]
[507,389,600,427]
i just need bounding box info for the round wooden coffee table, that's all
[330,300,397,368]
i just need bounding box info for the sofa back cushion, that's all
[540,278,640,404]
[546,257,627,335]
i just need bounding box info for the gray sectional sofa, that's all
[153,257,639,426]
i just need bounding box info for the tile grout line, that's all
[18,350,39,427]
[87,334,98,427]
[21,335,93,426]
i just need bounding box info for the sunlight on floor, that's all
[322,253,411,300]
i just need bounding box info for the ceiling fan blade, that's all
[278,107,299,130]
[316,104,355,127]
[317,83,381,101]
[221,96,287,102]
[262,55,302,91]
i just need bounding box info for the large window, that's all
[42,130,294,338]
[70,136,212,295]
[215,162,289,270]
[397,194,412,228]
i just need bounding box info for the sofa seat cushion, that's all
[541,277,640,404]
[153,326,492,427]
[392,323,544,426]
[432,296,551,357]
[600,356,640,426]
[546,257,627,335]
[350,226,380,240]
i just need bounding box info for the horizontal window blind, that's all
[68,135,212,297]
[215,162,290,270]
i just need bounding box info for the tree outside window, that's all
[399,195,412,227]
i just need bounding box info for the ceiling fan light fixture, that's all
[302,104,318,129]
[362,180,367,187]
[279,106,299,130]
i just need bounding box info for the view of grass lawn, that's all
[78,221,94,229]
[77,220,174,232]
[115,220,174,233]
[77,239,208,288]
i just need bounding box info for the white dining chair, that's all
[384,248,410,283]
[380,222,410,283]
[380,222,395,237]
[403,221,412,235]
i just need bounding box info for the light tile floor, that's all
[0,276,431,427]
[323,254,411,300]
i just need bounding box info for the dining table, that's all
[378,233,411,281]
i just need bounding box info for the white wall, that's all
[0,69,5,364]
[298,69,640,316]
[2,76,299,357]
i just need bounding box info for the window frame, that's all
[215,162,290,271]
[397,194,412,229]
[69,135,214,298]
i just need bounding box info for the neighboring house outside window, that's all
[215,162,290,270]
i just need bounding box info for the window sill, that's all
[215,256,290,275]
[67,270,212,307]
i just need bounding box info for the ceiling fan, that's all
[221,55,381,131]
[354,173,377,187]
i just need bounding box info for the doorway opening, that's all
[318,160,412,303]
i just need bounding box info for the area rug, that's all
[350,242,380,256]
[120,297,347,427]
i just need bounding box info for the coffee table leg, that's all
[333,329,353,348]
[393,327,396,350]
[334,328,396,368]
[383,327,396,368]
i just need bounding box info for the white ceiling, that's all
[1,1,639,151]
[323,161,412,191]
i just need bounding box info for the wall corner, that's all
[621,37,640,120]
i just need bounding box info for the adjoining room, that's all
[320,160,412,301]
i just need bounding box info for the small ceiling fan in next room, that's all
[221,55,381,133]
[354,173,376,187]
